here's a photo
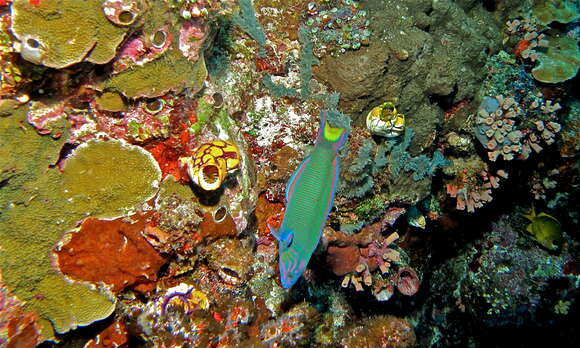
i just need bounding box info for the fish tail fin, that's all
[316,111,349,152]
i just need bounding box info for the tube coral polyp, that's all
[181,140,241,191]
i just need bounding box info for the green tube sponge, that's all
[532,36,580,84]
[11,0,130,68]
[62,138,162,219]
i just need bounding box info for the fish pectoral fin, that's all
[269,225,295,247]
[268,223,282,240]
[526,223,534,235]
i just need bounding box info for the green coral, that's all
[532,0,580,25]
[0,107,115,340]
[532,36,580,84]
[62,139,162,220]
[11,0,129,68]
[106,49,208,98]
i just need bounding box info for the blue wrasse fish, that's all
[270,111,349,288]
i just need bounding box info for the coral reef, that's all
[0,0,579,346]
[0,282,42,348]
[531,36,580,84]
[421,215,576,345]
[444,155,507,212]
[340,315,416,348]
[303,0,371,57]
[532,0,580,25]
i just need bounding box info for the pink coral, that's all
[179,19,208,61]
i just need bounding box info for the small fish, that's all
[270,111,348,288]
[522,206,562,250]
[407,206,426,229]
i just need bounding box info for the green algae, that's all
[532,36,580,84]
[11,0,129,68]
[156,175,196,203]
[0,106,115,340]
[62,138,162,220]
[105,49,208,98]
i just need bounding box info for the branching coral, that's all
[388,128,450,181]
[232,0,267,55]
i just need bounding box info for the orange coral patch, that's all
[55,215,166,293]
[146,132,191,183]
[255,194,284,239]
[198,211,238,241]
[84,320,129,348]
[514,39,530,59]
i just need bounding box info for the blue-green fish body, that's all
[271,112,349,288]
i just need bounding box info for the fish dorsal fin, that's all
[538,212,560,224]
[286,155,311,203]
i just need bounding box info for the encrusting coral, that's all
[55,215,166,293]
[103,1,208,98]
[0,107,116,340]
[10,0,130,68]
[62,138,161,220]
